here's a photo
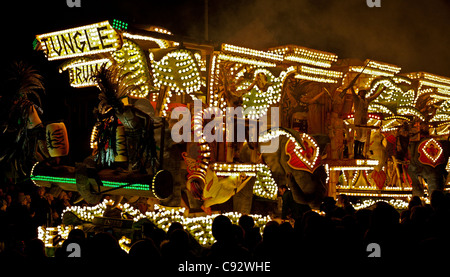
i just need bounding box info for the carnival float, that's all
[2,19,450,249]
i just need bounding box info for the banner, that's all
[36,21,122,60]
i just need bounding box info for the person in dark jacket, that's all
[279,185,311,221]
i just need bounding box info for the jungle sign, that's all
[60,58,110,88]
[36,21,122,61]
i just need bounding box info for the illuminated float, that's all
[29,19,450,223]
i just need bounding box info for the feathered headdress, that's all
[91,63,139,114]
[0,61,45,178]
[1,61,44,111]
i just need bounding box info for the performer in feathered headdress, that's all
[0,61,49,180]
[91,63,158,173]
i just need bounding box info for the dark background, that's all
[1,0,450,163]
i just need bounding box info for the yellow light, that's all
[61,58,111,88]
[268,45,338,68]
[349,66,396,77]
[217,54,277,67]
[366,60,401,74]
[421,138,443,163]
[259,128,320,169]
[36,21,122,61]
[300,65,343,79]
[221,44,284,62]
[112,39,153,98]
[295,65,343,83]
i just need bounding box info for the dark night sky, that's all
[2,0,450,76]
[2,0,450,116]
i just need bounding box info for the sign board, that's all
[36,21,122,61]
[61,58,110,88]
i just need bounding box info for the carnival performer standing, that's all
[350,86,385,158]
[0,61,49,180]
[92,64,158,173]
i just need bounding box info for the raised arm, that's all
[310,90,326,103]
[304,90,326,104]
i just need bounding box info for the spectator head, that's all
[142,222,166,248]
[410,206,429,225]
[430,190,446,211]
[262,221,280,244]
[278,185,288,196]
[6,194,12,205]
[45,193,54,202]
[129,239,161,259]
[238,215,254,231]
[25,238,46,259]
[18,194,27,205]
[371,201,399,228]
[409,196,422,210]
[168,229,190,250]
[337,194,350,207]
[167,222,184,237]
[212,215,232,242]
[68,228,86,242]
[88,232,124,258]
[37,187,45,197]
[231,224,244,245]
[320,197,337,215]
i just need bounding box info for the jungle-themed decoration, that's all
[56,200,271,246]
[212,61,288,120]
[240,127,328,208]
[92,64,158,173]
[367,76,423,120]
[212,162,278,200]
[34,21,122,61]
[240,68,287,119]
[417,138,446,168]
[59,57,111,88]
[114,125,127,162]
[259,128,321,174]
[46,122,69,157]
[367,131,387,189]
[149,48,203,116]
[408,139,450,197]
[112,39,154,98]
[279,75,337,134]
[0,61,48,178]
[183,155,255,212]
[149,48,202,94]
[29,19,450,215]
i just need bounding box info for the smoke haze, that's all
[2,0,450,76]
[203,0,450,76]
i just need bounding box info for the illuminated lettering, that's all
[61,34,74,55]
[84,29,99,51]
[49,36,62,56]
[36,21,121,60]
[97,26,112,48]
[63,58,110,88]
[73,31,85,52]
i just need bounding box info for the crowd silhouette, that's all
[1,182,450,267]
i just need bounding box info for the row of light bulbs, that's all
[420,138,443,163]
[60,202,271,246]
[366,60,401,74]
[222,43,284,62]
[267,45,338,67]
[259,128,319,169]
